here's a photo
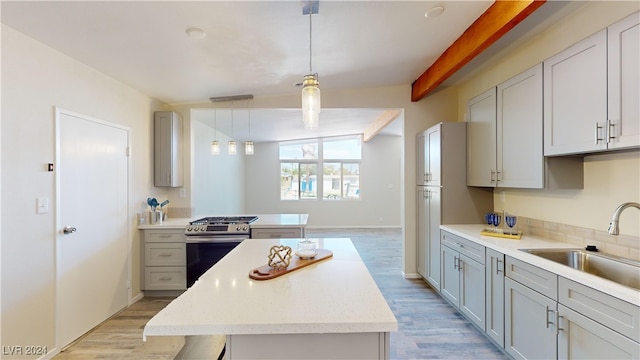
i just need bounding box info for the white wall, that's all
[244,134,402,227]
[192,115,245,216]
[455,2,640,237]
[1,25,164,356]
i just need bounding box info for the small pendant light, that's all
[228,102,237,155]
[211,109,220,155]
[245,99,254,155]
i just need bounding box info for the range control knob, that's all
[200,226,206,231]
[186,226,192,232]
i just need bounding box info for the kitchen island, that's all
[143,237,397,359]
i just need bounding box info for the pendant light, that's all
[211,109,220,155]
[245,99,254,155]
[301,1,320,130]
[228,102,237,155]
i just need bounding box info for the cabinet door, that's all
[544,29,608,156]
[459,254,485,330]
[486,248,505,348]
[558,304,640,360]
[426,187,441,291]
[154,111,184,187]
[497,64,544,188]
[467,88,497,187]
[607,11,640,150]
[440,244,460,307]
[426,126,441,186]
[416,132,427,185]
[416,188,428,278]
[505,277,558,360]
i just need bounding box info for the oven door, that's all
[186,235,246,288]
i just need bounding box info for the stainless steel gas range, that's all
[185,215,258,287]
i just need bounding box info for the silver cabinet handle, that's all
[453,256,459,270]
[159,276,173,281]
[595,122,604,144]
[63,226,77,234]
[159,253,172,257]
[557,311,564,334]
[545,306,555,328]
[496,258,503,274]
[607,120,616,143]
[490,169,496,182]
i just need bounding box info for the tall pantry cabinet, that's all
[416,122,493,291]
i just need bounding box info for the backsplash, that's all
[166,207,195,219]
[517,216,640,261]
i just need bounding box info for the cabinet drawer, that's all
[559,277,639,342]
[506,256,557,300]
[144,266,186,290]
[441,231,485,265]
[144,229,186,243]
[145,243,185,266]
[251,227,303,239]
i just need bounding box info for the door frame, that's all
[54,106,132,349]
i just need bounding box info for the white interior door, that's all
[56,108,130,349]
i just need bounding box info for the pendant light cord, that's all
[309,5,313,73]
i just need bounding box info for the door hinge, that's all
[126,147,131,157]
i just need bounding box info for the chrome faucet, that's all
[608,202,640,235]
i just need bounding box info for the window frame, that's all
[279,135,361,201]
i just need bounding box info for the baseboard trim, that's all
[130,292,144,305]
[402,272,421,279]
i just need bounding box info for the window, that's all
[280,136,361,200]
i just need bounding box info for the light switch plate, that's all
[37,197,49,214]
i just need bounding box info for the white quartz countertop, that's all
[441,224,640,306]
[143,237,397,338]
[137,214,308,230]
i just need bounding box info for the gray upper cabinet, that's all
[154,111,183,187]
[466,87,497,188]
[467,64,583,189]
[607,11,640,150]
[544,12,639,155]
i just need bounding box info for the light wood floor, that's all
[55,228,506,359]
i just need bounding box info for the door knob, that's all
[63,226,77,234]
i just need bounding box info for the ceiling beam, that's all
[363,110,402,143]
[411,0,546,102]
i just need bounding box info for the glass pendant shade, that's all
[211,140,220,155]
[228,140,237,155]
[245,141,254,155]
[301,74,320,130]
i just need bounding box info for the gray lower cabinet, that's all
[505,256,558,360]
[557,277,640,359]
[557,304,639,359]
[505,276,558,360]
[485,248,505,347]
[251,227,304,239]
[142,229,186,290]
[440,231,486,330]
[505,256,640,359]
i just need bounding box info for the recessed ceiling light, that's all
[425,5,445,18]
[186,27,206,39]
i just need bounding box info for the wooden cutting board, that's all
[249,249,333,280]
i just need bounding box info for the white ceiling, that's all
[1,1,578,142]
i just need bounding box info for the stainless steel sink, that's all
[521,248,640,290]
